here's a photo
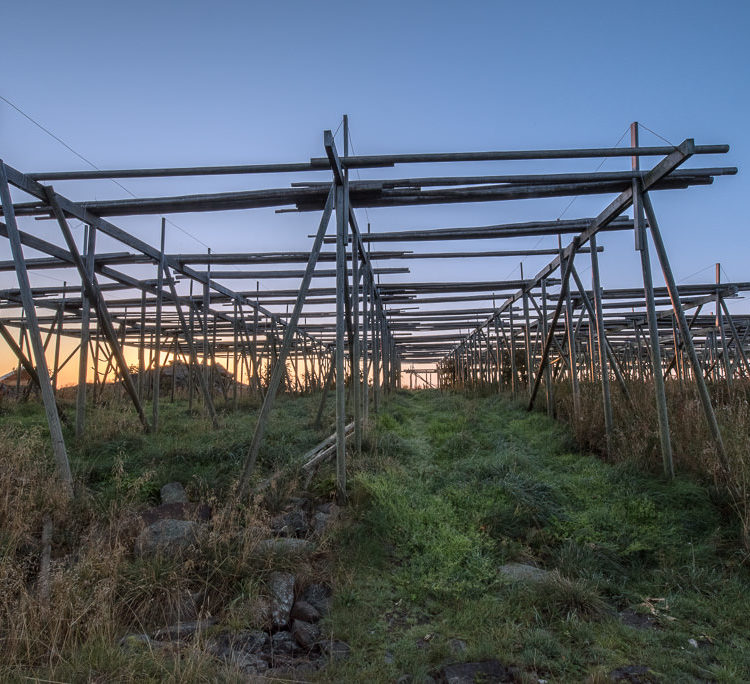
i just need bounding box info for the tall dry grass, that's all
[553,379,750,551]
[0,422,289,680]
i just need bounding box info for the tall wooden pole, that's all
[641,191,727,471]
[153,218,165,431]
[0,163,72,497]
[590,233,614,454]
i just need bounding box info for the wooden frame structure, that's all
[0,120,742,499]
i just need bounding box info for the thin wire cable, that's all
[557,125,630,221]
[638,122,676,149]
[678,263,714,284]
[346,128,371,225]
[1,93,211,250]
[503,126,630,286]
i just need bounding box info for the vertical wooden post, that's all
[188,279,195,410]
[362,272,370,427]
[540,278,554,416]
[138,289,146,401]
[233,301,239,410]
[335,179,348,501]
[52,284,65,394]
[153,218,165,431]
[0,163,72,496]
[76,225,96,437]
[636,199,673,476]
[590,234,614,454]
[560,237,580,418]
[641,191,727,471]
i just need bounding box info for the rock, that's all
[619,608,658,631]
[271,630,302,655]
[397,676,412,684]
[271,509,308,537]
[206,629,269,657]
[140,502,211,527]
[135,519,198,556]
[291,600,321,623]
[269,571,296,629]
[287,496,309,509]
[448,638,467,653]
[609,665,654,682]
[291,619,321,650]
[152,617,217,641]
[266,657,319,680]
[160,481,188,504]
[320,639,350,662]
[312,503,340,535]
[300,583,332,617]
[315,502,338,515]
[257,537,316,556]
[312,511,333,535]
[119,633,161,651]
[498,562,550,583]
[232,652,268,676]
[206,630,269,674]
[436,661,513,683]
[164,589,204,623]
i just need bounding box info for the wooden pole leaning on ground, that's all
[527,238,578,411]
[237,186,335,498]
[0,163,73,497]
[640,191,728,472]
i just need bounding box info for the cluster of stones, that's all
[122,482,348,679]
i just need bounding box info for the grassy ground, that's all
[323,391,750,682]
[1,390,749,682]
[0,393,332,682]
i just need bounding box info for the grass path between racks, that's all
[323,390,750,682]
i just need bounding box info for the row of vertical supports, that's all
[439,123,731,479]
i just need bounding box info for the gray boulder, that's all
[160,482,189,505]
[135,519,198,556]
[257,537,316,556]
[271,630,302,655]
[269,571,296,629]
[498,562,550,583]
[271,509,308,537]
[320,639,350,662]
[206,630,269,674]
[291,619,321,650]
[152,617,217,641]
[300,583,331,617]
[291,600,321,623]
[437,660,513,683]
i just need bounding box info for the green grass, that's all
[2,389,749,682]
[1,393,330,506]
[323,390,750,683]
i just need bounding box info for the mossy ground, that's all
[323,390,750,683]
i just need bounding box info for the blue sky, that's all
[1,0,749,320]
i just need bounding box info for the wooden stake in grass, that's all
[37,516,53,603]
